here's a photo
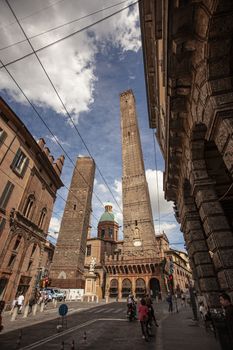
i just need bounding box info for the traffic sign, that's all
[59,304,68,316]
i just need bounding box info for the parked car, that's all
[43,288,65,301]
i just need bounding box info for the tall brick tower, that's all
[120,90,158,259]
[50,157,95,289]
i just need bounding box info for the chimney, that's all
[53,155,65,176]
[37,138,45,149]
[43,146,50,157]
[48,155,54,163]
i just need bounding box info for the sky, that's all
[0,0,185,250]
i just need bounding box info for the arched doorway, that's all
[135,278,146,298]
[109,279,118,298]
[149,278,160,298]
[122,278,132,298]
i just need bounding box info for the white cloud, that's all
[45,134,70,146]
[97,183,108,193]
[146,168,174,216]
[48,216,61,234]
[0,1,140,122]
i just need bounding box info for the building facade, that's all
[0,97,64,305]
[49,157,95,289]
[139,0,233,305]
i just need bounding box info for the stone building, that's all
[84,90,168,300]
[0,97,64,304]
[139,0,233,305]
[49,157,95,289]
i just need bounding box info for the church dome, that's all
[99,204,117,223]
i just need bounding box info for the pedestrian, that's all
[166,292,173,313]
[0,300,5,332]
[138,298,150,341]
[181,291,186,306]
[17,293,24,314]
[29,295,36,313]
[199,301,207,320]
[145,294,159,327]
[219,292,233,344]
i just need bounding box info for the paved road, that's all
[0,302,159,350]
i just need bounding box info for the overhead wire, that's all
[0,0,132,52]
[4,0,124,217]
[0,0,139,69]
[152,129,161,233]
[0,129,102,229]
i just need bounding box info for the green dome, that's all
[99,204,117,223]
[99,211,115,222]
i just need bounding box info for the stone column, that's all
[118,277,122,301]
[179,188,219,306]
[195,183,233,299]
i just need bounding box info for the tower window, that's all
[86,245,91,256]
[135,220,138,226]
[101,229,105,239]
[23,195,35,219]
[73,204,76,210]
[128,132,130,137]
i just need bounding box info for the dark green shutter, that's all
[20,157,29,178]
[11,148,21,169]
[0,181,14,209]
[0,130,7,146]
[0,217,6,235]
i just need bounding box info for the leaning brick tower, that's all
[104,90,165,300]
[50,157,95,289]
[120,89,158,258]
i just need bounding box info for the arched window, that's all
[136,278,146,298]
[38,208,47,228]
[23,195,35,219]
[122,278,132,298]
[109,279,118,298]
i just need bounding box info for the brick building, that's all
[0,97,64,304]
[49,157,95,289]
[84,90,169,300]
[139,0,233,305]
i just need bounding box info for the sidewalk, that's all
[1,300,104,334]
[157,305,221,350]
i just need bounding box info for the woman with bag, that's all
[138,298,150,341]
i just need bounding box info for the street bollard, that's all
[40,302,45,312]
[11,307,18,321]
[54,299,57,308]
[71,339,75,349]
[60,341,65,349]
[16,329,22,348]
[23,304,30,318]
[32,303,38,316]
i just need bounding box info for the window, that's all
[86,245,91,256]
[30,244,37,256]
[13,236,21,251]
[23,195,35,219]
[101,229,105,239]
[0,217,6,236]
[0,127,7,146]
[27,261,32,271]
[0,181,14,210]
[38,208,47,228]
[108,228,113,239]
[11,148,29,177]
[8,254,16,268]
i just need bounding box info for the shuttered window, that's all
[11,148,29,178]
[0,181,14,210]
[0,217,6,236]
[0,127,7,147]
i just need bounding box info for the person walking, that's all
[219,292,233,348]
[17,293,24,314]
[145,294,159,327]
[138,298,150,341]
[166,293,173,313]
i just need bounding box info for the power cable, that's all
[0,0,139,69]
[0,136,100,228]
[4,0,124,216]
[0,0,66,30]
[0,0,131,52]
[152,130,161,233]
